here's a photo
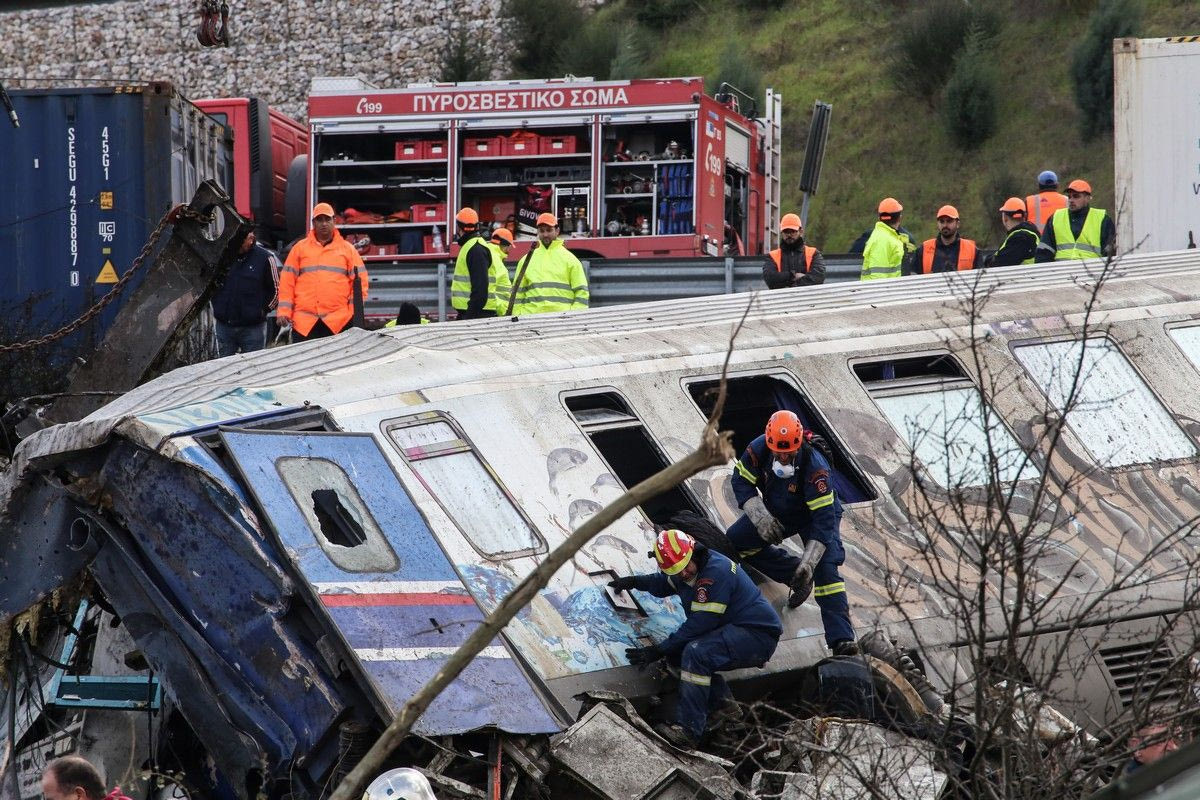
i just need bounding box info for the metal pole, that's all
[437,261,447,321]
[725,257,734,294]
[800,192,812,229]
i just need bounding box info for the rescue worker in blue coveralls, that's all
[727,410,858,656]
[609,529,782,749]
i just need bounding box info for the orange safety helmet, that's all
[653,529,696,575]
[999,197,1027,217]
[1066,179,1092,194]
[780,212,802,232]
[490,227,514,245]
[765,410,804,454]
[455,207,479,226]
[536,212,559,227]
[877,197,903,216]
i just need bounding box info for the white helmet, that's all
[361,768,438,800]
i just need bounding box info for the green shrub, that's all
[440,27,491,83]
[1070,0,1141,140]
[503,0,586,77]
[890,0,1003,102]
[634,0,704,29]
[709,40,763,109]
[941,31,997,150]
[609,27,651,80]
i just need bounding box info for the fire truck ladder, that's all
[762,88,783,251]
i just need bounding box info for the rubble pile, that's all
[0,0,512,120]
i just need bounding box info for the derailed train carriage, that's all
[3,250,1200,797]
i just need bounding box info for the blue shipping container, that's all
[0,82,232,399]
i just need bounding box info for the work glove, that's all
[608,576,638,593]
[625,643,662,667]
[744,496,785,545]
[787,539,827,609]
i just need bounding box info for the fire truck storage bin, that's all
[423,140,447,160]
[422,234,436,254]
[399,231,425,254]
[540,135,577,155]
[367,244,400,256]
[503,131,540,156]
[411,203,447,221]
[395,140,424,160]
[464,137,504,157]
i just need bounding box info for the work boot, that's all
[831,640,859,657]
[706,696,744,730]
[654,722,699,750]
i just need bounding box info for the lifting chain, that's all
[0,204,215,355]
[196,0,230,48]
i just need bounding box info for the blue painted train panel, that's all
[219,429,561,735]
[0,83,231,396]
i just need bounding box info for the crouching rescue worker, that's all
[726,410,857,656]
[609,529,782,749]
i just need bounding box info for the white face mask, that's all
[771,458,795,479]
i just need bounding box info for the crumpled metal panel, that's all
[220,428,561,735]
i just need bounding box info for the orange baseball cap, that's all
[999,197,1026,215]
[536,212,558,227]
[936,205,959,220]
[780,212,802,231]
[490,227,514,244]
[1066,179,1092,194]
[311,202,335,219]
[877,197,903,215]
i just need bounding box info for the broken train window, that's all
[276,456,399,572]
[563,390,707,525]
[386,413,546,559]
[1013,336,1196,468]
[686,372,876,503]
[855,353,1038,488]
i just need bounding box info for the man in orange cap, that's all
[450,207,500,319]
[987,198,1041,267]
[913,205,982,274]
[278,202,368,341]
[860,197,907,280]
[508,213,589,315]
[1036,178,1115,262]
[764,212,825,288]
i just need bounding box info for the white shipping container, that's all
[1113,36,1200,254]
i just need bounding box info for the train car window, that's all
[1167,325,1200,374]
[276,457,399,572]
[563,391,707,525]
[686,375,876,503]
[386,416,545,559]
[1014,337,1196,467]
[857,353,1037,488]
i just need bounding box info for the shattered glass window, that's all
[388,420,544,559]
[1014,337,1196,467]
[873,386,1037,488]
[276,457,399,572]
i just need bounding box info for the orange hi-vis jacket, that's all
[769,246,817,273]
[1025,191,1068,234]
[920,238,977,273]
[279,228,368,336]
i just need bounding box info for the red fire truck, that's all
[304,77,782,261]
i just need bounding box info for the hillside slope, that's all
[649,0,1198,251]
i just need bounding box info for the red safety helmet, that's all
[653,529,695,575]
[765,410,804,454]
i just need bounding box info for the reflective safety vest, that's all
[511,239,589,315]
[920,238,977,273]
[999,226,1039,265]
[279,229,368,336]
[484,241,513,314]
[1025,191,1067,234]
[769,245,817,273]
[1051,207,1107,261]
[450,235,488,311]
[860,221,905,280]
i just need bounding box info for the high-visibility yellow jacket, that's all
[511,239,589,315]
[1050,207,1107,260]
[485,241,513,314]
[860,221,905,280]
[279,229,368,336]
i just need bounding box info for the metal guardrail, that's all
[363,254,863,319]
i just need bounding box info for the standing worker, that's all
[278,203,368,342]
[508,213,589,315]
[725,411,857,655]
[609,529,782,749]
[450,207,500,320]
[764,212,825,288]
[1036,179,1116,262]
[912,205,982,274]
[861,198,907,280]
[210,230,280,356]
[1025,170,1068,235]
[485,227,515,315]
[987,198,1041,267]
